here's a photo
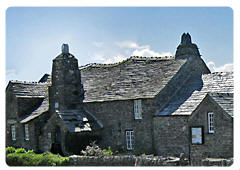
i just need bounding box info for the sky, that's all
[6,7,233,83]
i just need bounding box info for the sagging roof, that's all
[80,56,187,102]
[156,72,233,116]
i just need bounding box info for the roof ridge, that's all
[130,56,175,60]
[9,80,50,84]
[79,56,175,69]
[79,58,131,69]
[208,71,233,74]
[208,92,233,96]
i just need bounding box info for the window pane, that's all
[191,127,202,144]
[208,112,214,133]
[11,125,16,141]
[25,124,29,140]
[126,130,134,150]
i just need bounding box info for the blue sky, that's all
[6,7,233,83]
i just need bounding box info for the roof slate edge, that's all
[79,56,175,69]
[207,93,233,118]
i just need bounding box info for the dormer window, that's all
[134,99,142,119]
[208,112,214,133]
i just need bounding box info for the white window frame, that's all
[11,125,16,141]
[208,112,214,133]
[134,99,142,119]
[24,124,29,141]
[126,130,134,150]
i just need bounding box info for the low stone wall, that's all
[69,155,188,166]
[201,158,233,166]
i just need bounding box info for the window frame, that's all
[134,99,142,120]
[55,102,59,109]
[208,112,214,134]
[11,125,16,141]
[24,124,30,141]
[126,130,134,150]
[190,126,204,145]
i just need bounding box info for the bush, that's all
[6,147,69,166]
[6,147,16,154]
[15,148,26,154]
[103,147,113,155]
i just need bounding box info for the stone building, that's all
[6,33,233,163]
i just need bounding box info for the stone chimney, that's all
[61,44,69,54]
[175,33,201,59]
[49,44,85,112]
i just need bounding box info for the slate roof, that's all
[209,93,233,117]
[58,109,103,132]
[156,72,233,116]
[58,110,92,132]
[20,97,49,123]
[8,80,50,97]
[7,77,51,123]
[80,56,187,102]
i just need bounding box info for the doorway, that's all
[51,126,64,155]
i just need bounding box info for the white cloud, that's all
[115,41,149,49]
[116,40,172,57]
[207,61,233,72]
[92,41,104,48]
[132,49,172,57]
[102,55,127,64]
[91,40,173,64]
[92,53,127,64]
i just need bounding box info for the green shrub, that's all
[6,147,69,166]
[6,147,16,154]
[103,147,113,155]
[15,148,26,154]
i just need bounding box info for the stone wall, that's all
[69,155,187,166]
[84,98,157,155]
[201,158,233,166]
[6,86,37,151]
[39,112,68,154]
[188,95,233,165]
[6,86,19,147]
[153,116,189,156]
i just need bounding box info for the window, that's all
[55,102,59,109]
[208,112,214,133]
[126,130,134,150]
[24,124,29,141]
[11,125,16,141]
[134,100,142,119]
[191,127,203,144]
